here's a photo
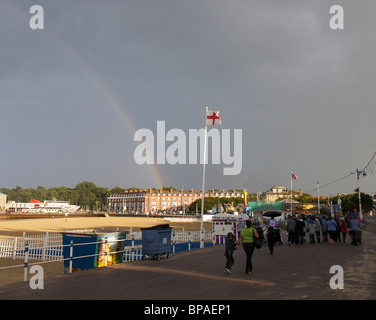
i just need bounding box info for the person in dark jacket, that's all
[266,226,276,254]
[286,215,296,245]
[224,232,238,274]
[295,215,305,245]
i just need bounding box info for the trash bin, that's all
[141,224,172,260]
[61,229,127,273]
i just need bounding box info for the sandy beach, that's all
[0,216,211,236]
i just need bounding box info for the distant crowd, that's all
[259,213,363,248]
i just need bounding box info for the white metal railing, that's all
[0,229,216,282]
[127,228,213,243]
[0,233,63,261]
[0,229,215,262]
[172,229,213,243]
[123,245,143,262]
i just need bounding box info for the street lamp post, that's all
[317,181,320,216]
[356,168,366,219]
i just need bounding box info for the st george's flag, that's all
[291,172,298,180]
[206,110,221,125]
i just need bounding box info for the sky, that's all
[1,0,376,197]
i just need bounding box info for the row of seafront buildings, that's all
[107,188,245,214]
[4,185,375,215]
[0,192,79,213]
[0,189,245,215]
[0,187,292,213]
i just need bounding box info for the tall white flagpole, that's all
[200,104,208,248]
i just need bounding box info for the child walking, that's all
[224,232,238,274]
[340,220,348,243]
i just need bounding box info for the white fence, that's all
[0,229,215,263]
[123,245,143,262]
[172,229,213,243]
[0,232,63,262]
[127,229,213,243]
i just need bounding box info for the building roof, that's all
[281,198,300,204]
[263,186,288,193]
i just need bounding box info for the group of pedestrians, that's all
[224,219,259,275]
[285,213,362,247]
[223,212,363,275]
[224,218,260,275]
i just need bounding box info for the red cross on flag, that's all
[206,110,221,125]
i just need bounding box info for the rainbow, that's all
[5,1,165,188]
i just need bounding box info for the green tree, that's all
[76,181,98,210]
[34,186,47,201]
[295,194,326,204]
[108,186,125,194]
[332,193,373,214]
[69,189,79,205]
[97,187,109,211]
[188,197,244,213]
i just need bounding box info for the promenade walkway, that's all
[0,226,375,300]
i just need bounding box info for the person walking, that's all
[224,232,238,274]
[335,218,341,243]
[327,217,338,245]
[286,215,296,245]
[314,219,322,243]
[307,220,316,244]
[295,215,305,245]
[349,216,361,246]
[236,212,248,239]
[340,220,348,243]
[321,217,328,243]
[266,226,276,254]
[239,220,259,274]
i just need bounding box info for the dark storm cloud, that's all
[1,0,375,196]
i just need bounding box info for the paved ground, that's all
[0,226,375,301]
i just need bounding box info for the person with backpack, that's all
[267,226,276,254]
[239,220,259,274]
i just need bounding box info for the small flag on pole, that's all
[206,110,221,125]
[291,173,298,180]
